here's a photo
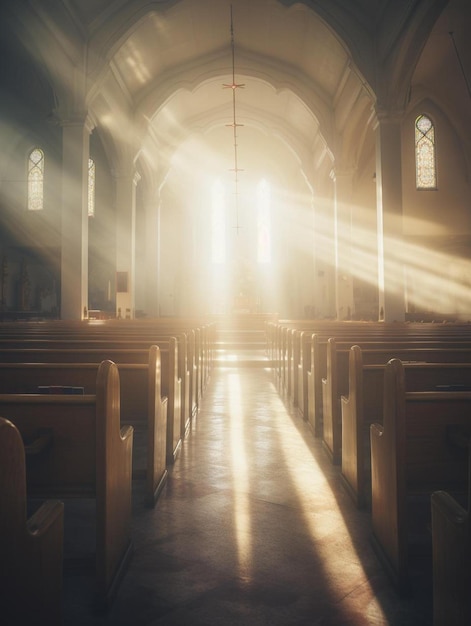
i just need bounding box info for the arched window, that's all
[27,147,44,211]
[415,114,437,189]
[211,179,225,264]
[88,158,96,217]
[257,178,271,263]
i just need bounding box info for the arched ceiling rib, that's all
[3,0,451,189]
[86,0,372,182]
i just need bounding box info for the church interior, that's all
[1,0,471,624]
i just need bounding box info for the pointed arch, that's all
[27,147,44,211]
[415,114,437,189]
[88,158,96,217]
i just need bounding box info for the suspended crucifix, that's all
[223,4,245,234]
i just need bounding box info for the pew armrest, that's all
[24,428,53,456]
[120,424,134,441]
[27,499,64,536]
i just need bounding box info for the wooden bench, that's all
[431,485,471,626]
[0,343,182,465]
[0,317,213,405]
[0,345,168,507]
[0,360,133,606]
[0,332,193,437]
[370,358,471,591]
[303,330,471,437]
[341,345,471,507]
[269,320,471,422]
[323,339,471,464]
[0,417,64,626]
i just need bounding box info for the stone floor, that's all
[62,335,433,625]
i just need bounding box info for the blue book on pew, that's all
[37,386,85,395]
[436,384,471,391]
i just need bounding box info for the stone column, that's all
[332,168,355,320]
[60,116,92,320]
[312,170,336,319]
[115,168,140,319]
[375,110,405,322]
[144,178,164,318]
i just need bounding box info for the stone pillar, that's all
[332,168,355,320]
[311,170,336,319]
[375,110,405,322]
[144,179,164,318]
[60,117,92,320]
[115,168,140,319]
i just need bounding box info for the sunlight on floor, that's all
[228,371,253,579]
[226,362,388,620]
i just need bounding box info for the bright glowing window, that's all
[27,147,44,211]
[88,158,96,217]
[415,114,437,189]
[257,179,271,263]
[211,180,226,264]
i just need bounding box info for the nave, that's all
[65,327,431,626]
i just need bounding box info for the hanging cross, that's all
[222,4,245,233]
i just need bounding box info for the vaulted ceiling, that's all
[2,0,464,192]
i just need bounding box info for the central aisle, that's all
[67,328,432,625]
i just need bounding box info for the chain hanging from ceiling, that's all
[223,4,245,233]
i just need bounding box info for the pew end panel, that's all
[301,331,311,421]
[162,337,182,464]
[0,417,64,626]
[95,360,134,606]
[341,347,385,508]
[341,345,366,508]
[146,345,168,507]
[322,338,341,464]
[370,359,408,591]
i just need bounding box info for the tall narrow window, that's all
[415,114,437,189]
[88,158,96,217]
[257,178,271,263]
[211,180,225,264]
[27,147,44,211]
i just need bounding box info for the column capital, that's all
[373,107,406,128]
[56,110,96,135]
[330,166,356,182]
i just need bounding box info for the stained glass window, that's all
[88,158,96,217]
[211,180,225,264]
[27,148,44,211]
[257,179,271,263]
[415,115,437,189]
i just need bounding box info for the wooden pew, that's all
[271,320,471,424]
[431,486,471,626]
[0,342,182,465]
[0,360,133,606]
[370,358,471,591]
[341,345,471,507]
[0,417,64,626]
[0,332,193,438]
[0,317,213,403]
[323,338,471,464]
[0,345,168,507]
